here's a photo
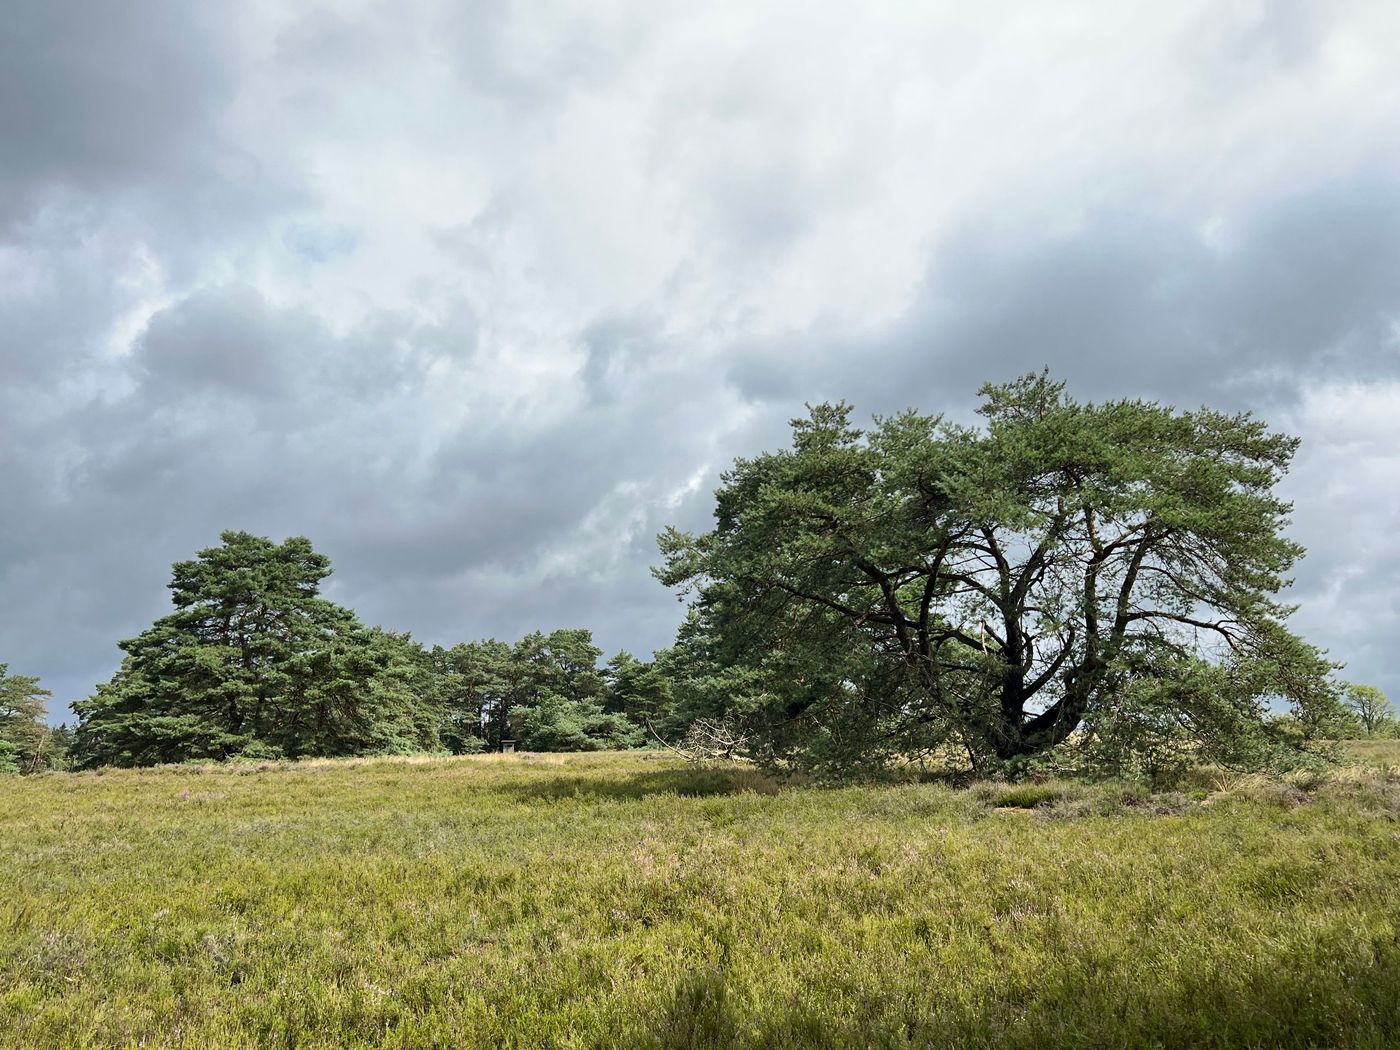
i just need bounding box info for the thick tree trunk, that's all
[987,662,1099,760]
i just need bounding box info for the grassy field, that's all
[1339,739,1400,767]
[4,750,1400,1049]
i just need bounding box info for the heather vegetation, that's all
[4,376,1398,1045]
[4,749,1400,1048]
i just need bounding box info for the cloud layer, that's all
[3,0,1399,711]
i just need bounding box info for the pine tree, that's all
[73,531,433,767]
[0,664,52,774]
[658,373,1341,777]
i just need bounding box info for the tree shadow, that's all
[638,932,1400,1048]
[499,765,788,804]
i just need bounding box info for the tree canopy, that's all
[0,664,58,774]
[73,532,433,767]
[32,374,1359,780]
[657,372,1341,778]
[1342,684,1395,738]
[69,532,669,767]
[424,629,646,755]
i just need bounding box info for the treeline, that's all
[5,374,1399,778]
[8,532,696,771]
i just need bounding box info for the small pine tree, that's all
[0,664,53,774]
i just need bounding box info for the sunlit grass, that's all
[4,751,1399,1048]
[1342,738,1400,767]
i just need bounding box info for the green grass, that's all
[1343,738,1400,767]
[4,752,1400,1048]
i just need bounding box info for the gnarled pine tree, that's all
[657,373,1339,776]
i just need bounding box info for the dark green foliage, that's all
[658,372,1342,779]
[401,630,655,755]
[483,629,645,751]
[422,639,512,754]
[67,528,661,765]
[515,692,643,751]
[72,532,434,767]
[507,629,609,743]
[605,649,684,738]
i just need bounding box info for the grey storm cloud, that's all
[137,288,306,397]
[0,2,231,224]
[728,176,1400,414]
[3,0,1399,712]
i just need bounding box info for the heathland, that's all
[4,746,1400,1048]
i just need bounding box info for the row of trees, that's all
[8,640,1393,776]
[5,373,1393,778]
[58,532,690,769]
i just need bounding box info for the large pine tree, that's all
[657,373,1341,778]
[73,532,435,767]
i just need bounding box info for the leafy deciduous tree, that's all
[1343,684,1395,738]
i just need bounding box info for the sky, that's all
[3,0,1399,715]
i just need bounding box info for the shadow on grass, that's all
[640,932,1400,1049]
[500,766,789,804]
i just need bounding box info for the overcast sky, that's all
[4,0,1399,714]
